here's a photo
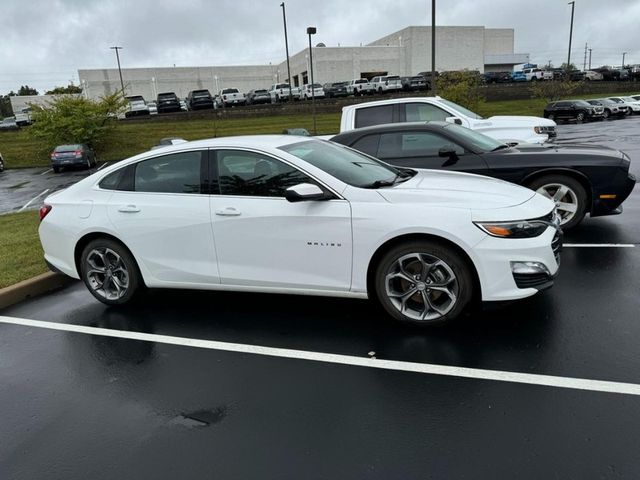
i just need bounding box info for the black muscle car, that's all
[331,122,635,229]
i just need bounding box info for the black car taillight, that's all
[39,204,52,221]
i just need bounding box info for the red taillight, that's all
[39,204,52,221]
[75,149,82,155]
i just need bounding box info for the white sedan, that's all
[38,136,561,325]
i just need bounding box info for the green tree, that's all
[45,83,83,95]
[17,85,39,96]
[0,92,16,117]
[530,79,580,103]
[435,70,484,111]
[28,91,128,152]
[559,63,577,72]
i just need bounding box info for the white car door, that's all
[106,150,220,285]
[209,148,352,291]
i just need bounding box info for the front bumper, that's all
[591,171,636,217]
[473,226,560,301]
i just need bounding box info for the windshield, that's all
[444,124,506,152]
[437,98,483,119]
[279,140,405,188]
[622,97,637,102]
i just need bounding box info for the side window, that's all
[377,132,464,159]
[350,135,380,157]
[134,151,202,194]
[216,150,313,197]
[99,164,134,191]
[404,102,450,122]
[354,105,394,128]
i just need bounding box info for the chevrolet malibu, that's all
[38,136,561,325]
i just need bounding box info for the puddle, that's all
[171,406,228,428]
[8,181,30,189]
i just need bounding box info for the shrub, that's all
[530,79,581,103]
[435,70,484,111]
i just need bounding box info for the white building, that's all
[78,25,529,101]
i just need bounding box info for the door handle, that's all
[118,204,141,213]
[215,207,241,216]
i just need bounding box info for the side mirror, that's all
[285,183,329,202]
[438,146,458,158]
[445,117,463,125]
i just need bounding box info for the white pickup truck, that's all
[217,88,246,107]
[269,83,292,103]
[523,68,553,81]
[346,78,375,96]
[339,96,557,144]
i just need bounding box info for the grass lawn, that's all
[0,211,47,289]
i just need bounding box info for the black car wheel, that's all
[81,238,142,306]
[528,175,587,229]
[0,159,4,172]
[374,240,474,326]
[603,109,610,119]
[576,112,585,122]
[548,113,555,121]
[53,166,60,173]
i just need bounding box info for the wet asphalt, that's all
[1,118,640,478]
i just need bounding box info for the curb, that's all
[0,272,76,310]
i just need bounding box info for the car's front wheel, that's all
[528,175,587,229]
[374,240,474,325]
[80,238,142,305]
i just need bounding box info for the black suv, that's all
[156,92,181,114]
[543,100,604,122]
[323,82,349,98]
[482,71,512,84]
[187,89,214,110]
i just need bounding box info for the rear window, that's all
[55,144,81,152]
[222,89,239,94]
[254,89,267,94]
[354,105,394,128]
[192,90,210,97]
[158,93,176,98]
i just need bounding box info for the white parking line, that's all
[564,243,635,248]
[39,168,52,175]
[18,189,49,212]
[2,315,640,397]
[96,162,109,171]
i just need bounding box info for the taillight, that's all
[39,204,52,221]
[75,149,82,157]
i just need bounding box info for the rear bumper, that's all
[51,157,86,166]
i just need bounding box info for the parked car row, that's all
[543,95,640,122]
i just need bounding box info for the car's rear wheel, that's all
[53,166,60,173]
[374,240,474,326]
[576,112,585,122]
[81,238,141,305]
[528,175,587,229]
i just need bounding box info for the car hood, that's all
[506,142,625,161]
[483,115,557,127]
[376,169,538,212]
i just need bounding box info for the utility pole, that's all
[622,52,627,69]
[307,27,317,134]
[567,1,575,71]
[109,46,125,94]
[431,0,436,95]
[588,48,592,69]
[280,3,292,100]
[583,43,587,71]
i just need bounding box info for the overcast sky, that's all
[2,0,639,94]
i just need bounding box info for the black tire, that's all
[80,238,142,306]
[547,113,555,121]
[527,174,587,229]
[354,89,360,97]
[576,112,585,123]
[53,166,60,173]
[603,109,610,119]
[374,240,474,326]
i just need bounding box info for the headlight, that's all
[534,126,556,134]
[474,219,550,238]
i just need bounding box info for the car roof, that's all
[342,96,443,110]
[334,121,450,137]
[149,135,319,153]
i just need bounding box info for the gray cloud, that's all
[1,0,639,94]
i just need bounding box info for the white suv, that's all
[302,83,325,100]
[340,96,557,144]
[370,75,403,93]
[269,83,292,103]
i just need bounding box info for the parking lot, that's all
[1,118,640,478]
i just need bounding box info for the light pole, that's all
[110,46,125,94]
[567,2,575,72]
[588,48,592,69]
[431,0,436,95]
[622,52,627,69]
[280,2,293,100]
[307,26,317,135]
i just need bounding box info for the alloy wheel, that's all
[85,248,130,301]
[536,183,578,226]
[385,252,459,322]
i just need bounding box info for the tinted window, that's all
[555,102,570,107]
[377,132,463,159]
[405,103,449,122]
[350,135,380,157]
[216,150,312,197]
[99,168,125,190]
[354,105,394,128]
[134,151,202,194]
